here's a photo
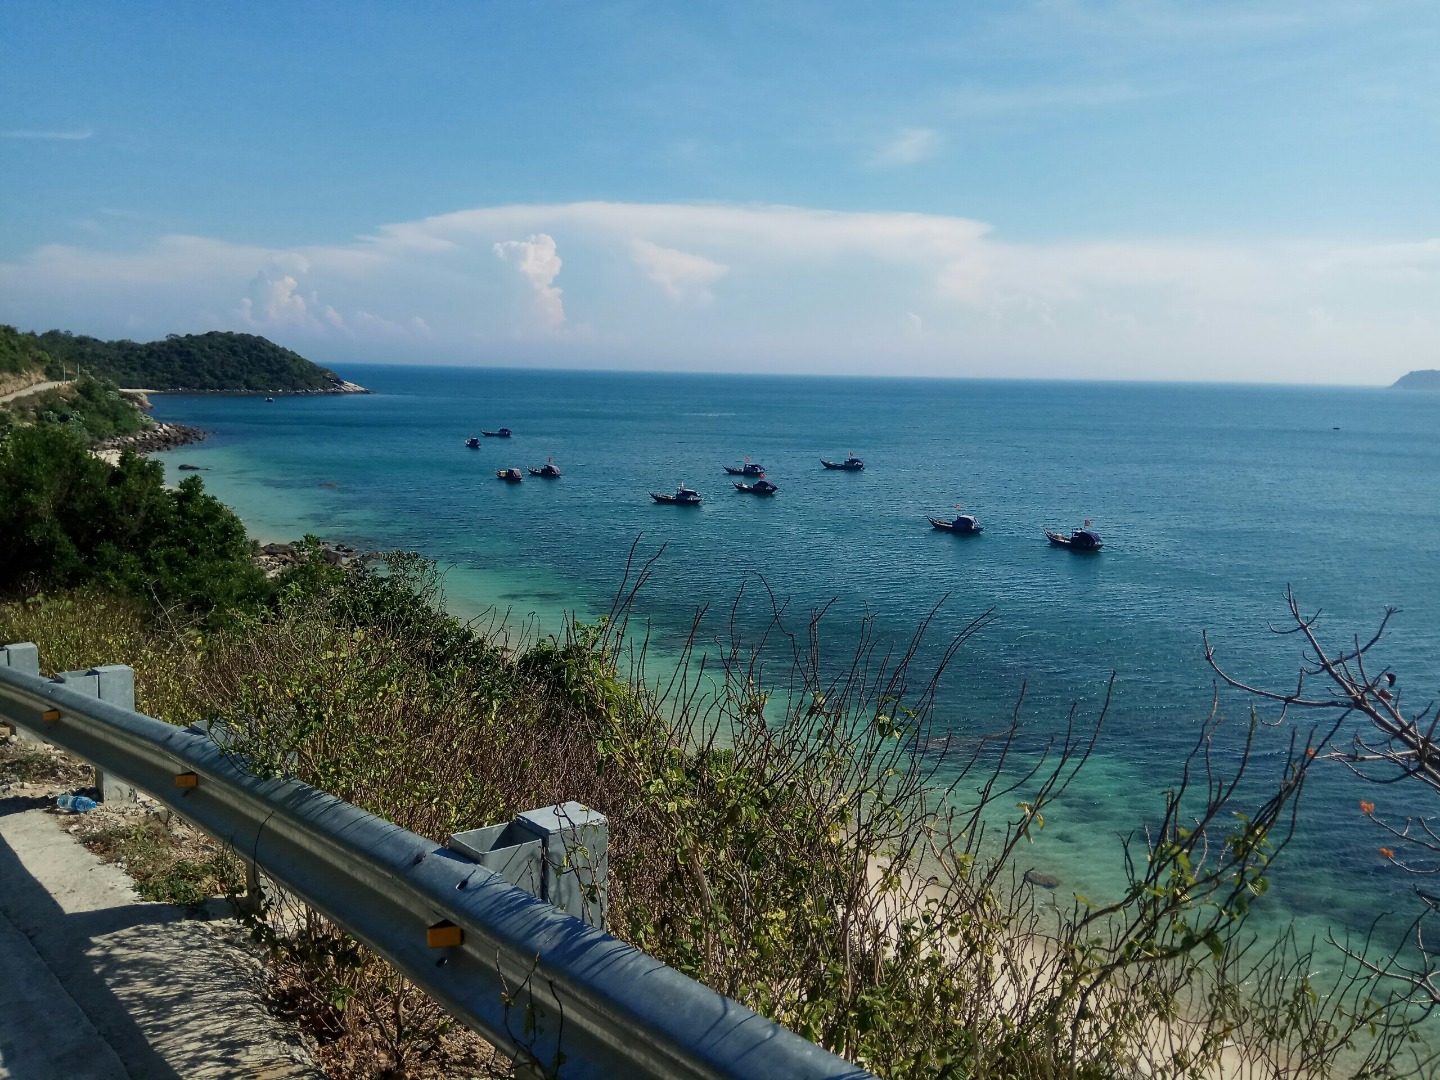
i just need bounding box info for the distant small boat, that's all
[528,458,561,478]
[821,453,864,471]
[723,458,767,476]
[651,484,702,505]
[929,513,982,535]
[265,396,275,403]
[464,436,480,449]
[482,428,513,438]
[734,479,778,495]
[1046,523,1103,551]
[496,468,524,483]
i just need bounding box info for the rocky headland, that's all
[1392,369,1440,390]
[155,376,371,395]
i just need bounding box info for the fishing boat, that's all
[265,396,275,403]
[464,436,480,449]
[481,428,513,438]
[528,458,561,478]
[1045,521,1103,551]
[733,479,778,495]
[495,468,524,483]
[821,453,864,471]
[722,458,767,476]
[650,484,702,505]
[929,512,982,535]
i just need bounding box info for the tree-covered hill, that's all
[31,329,366,393]
[0,324,51,380]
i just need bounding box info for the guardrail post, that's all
[55,665,139,804]
[449,801,608,928]
[1,643,43,745]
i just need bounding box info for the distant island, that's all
[29,329,369,394]
[1392,369,1440,390]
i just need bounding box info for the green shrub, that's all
[0,424,270,616]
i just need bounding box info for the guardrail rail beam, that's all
[0,643,872,1080]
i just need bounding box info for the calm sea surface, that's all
[151,367,1440,947]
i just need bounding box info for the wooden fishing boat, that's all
[821,453,864,471]
[723,459,767,476]
[464,436,480,449]
[733,479,778,495]
[929,514,982,535]
[1045,524,1103,551]
[495,468,524,483]
[651,484,702,505]
[528,459,561,478]
[481,428,513,438]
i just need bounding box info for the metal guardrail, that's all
[0,650,872,1080]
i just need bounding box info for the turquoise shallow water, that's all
[150,367,1440,948]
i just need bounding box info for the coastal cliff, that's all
[1392,369,1440,390]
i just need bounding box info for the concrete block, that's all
[452,802,608,928]
[2,643,46,745]
[55,666,139,804]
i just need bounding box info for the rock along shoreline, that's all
[147,379,371,396]
[94,421,210,458]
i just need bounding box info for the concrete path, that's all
[0,380,68,405]
[0,795,322,1080]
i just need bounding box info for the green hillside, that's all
[32,329,355,392]
[0,325,51,379]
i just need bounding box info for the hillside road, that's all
[0,380,69,405]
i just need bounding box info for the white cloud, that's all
[1,201,1437,384]
[873,127,942,167]
[630,239,728,303]
[2,128,94,140]
[493,233,565,328]
[241,273,307,325]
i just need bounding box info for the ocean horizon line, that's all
[318,359,1408,392]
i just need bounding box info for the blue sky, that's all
[1,1,1436,382]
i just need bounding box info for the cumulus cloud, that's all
[2,201,1437,383]
[493,233,565,328]
[239,254,351,331]
[630,239,728,303]
[241,273,306,325]
[241,256,312,326]
[873,127,943,167]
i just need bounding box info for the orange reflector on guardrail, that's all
[175,772,199,788]
[428,921,462,948]
[42,708,60,722]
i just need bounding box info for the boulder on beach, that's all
[1023,869,1062,890]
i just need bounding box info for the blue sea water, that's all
[150,367,1440,949]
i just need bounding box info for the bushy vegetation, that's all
[0,424,269,615]
[4,375,150,442]
[33,328,344,392]
[3,543,1433,1078]
[0,323,51,379]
